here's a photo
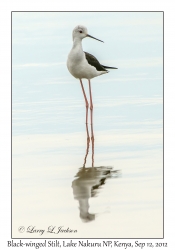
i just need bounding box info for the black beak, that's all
[87,34,104,43]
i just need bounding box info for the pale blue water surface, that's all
[12,12,163,238]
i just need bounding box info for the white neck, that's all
[72,37,83,49]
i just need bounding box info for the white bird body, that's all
[67,36,107,80]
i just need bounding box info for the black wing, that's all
[84,51,118,71]
[101,65,118,69]
[84,52,107,72]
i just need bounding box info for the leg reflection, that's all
[83,123,90,168]
[82,114,95,168]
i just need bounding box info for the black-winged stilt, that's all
[67,25,117,166]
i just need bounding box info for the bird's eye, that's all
[79,30,82,33]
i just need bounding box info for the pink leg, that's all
[88,81,93,122]
[80,79,90,143]
[80,79,89,124]
[88,80,94,167]
[88,80,94,138]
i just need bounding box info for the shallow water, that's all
[12,82,163,238]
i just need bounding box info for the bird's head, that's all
[72,25,104,43]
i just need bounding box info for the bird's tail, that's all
[101,65,118,69]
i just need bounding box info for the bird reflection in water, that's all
[72,121,119,222]
[72,166,119,222]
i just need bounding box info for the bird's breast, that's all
[67,48,86,78]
